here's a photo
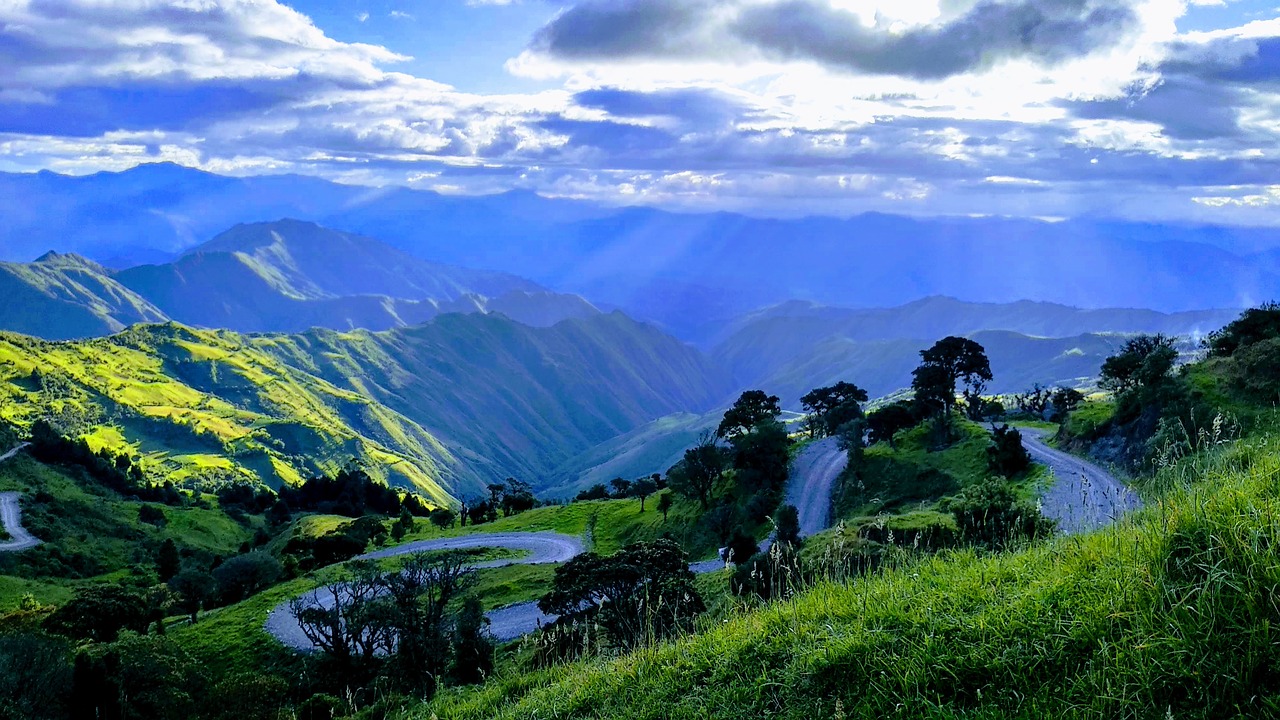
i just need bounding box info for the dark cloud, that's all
[1061,32,1280,141]
[532,0,1142,79]
[531,0,714,59]
[734,0,1137,79]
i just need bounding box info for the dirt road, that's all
[1021,429,1141,534]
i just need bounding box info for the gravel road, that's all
[787,438,848,537]
[265,531,585,649]
[0,493,41,552]
[1021,428,1142,534]
[0,443,29,464]
[267,438,851,649]
[0,445,41,552]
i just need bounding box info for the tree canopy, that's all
[717,390,782,439]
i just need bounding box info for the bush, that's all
[945,479,1054,549]
[986,424,1031,478]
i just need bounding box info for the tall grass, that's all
[409,428,1280,719]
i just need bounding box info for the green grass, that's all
[1062,400,1116,441]
[409,425,1280,719]
[0,454,252,606]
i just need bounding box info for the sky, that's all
[1,0,1279,223]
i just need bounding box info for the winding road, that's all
[1020,429,1141,534]
[0,444,41,552]
[266,438,850,648]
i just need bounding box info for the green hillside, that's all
[0,253,168,340]
[411,390,1280,720]
[0,312,730,501]
[250,311,734,491]
[0,323,459,503]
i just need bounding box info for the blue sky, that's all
[1,0,1279,224]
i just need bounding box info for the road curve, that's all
[0,443,29,464]
[1021,428,1142,534]
[0,445,41,552]
[267,439,849,649]
[265,531,585,648]
[787,437,848,538]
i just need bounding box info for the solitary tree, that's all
[911,336,992,444]
[167,569,216,624]
[800,382,869,438]
[717,390,782,439]
[1049,387,1085,421]
[667,433,725,509]
[1099,334,1177,395]
[866,402,915,450]
[155,539,181,582]
[774,504,802,546]
[656,492,673,522]
[632,477,657,512]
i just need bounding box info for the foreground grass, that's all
[411,430,1280,719]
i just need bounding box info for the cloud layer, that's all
[0,0,1278,224]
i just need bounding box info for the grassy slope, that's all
[411,416,1280,719]
[0,453,252,608]
[0,324,457,503]
[0,311,729,502]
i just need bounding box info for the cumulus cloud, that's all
[532,0,1149,79]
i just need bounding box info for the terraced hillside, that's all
[0,312,731,503]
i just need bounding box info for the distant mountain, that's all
[0,312,732,500]
[0,252,168,340]
[0,219,598,338]
[2,165,1276,342]
[712,297,1237,400]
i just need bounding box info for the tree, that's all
[774,504,802,547]
[800,381,869,438]
[71,634,206,720]
[632,477,657,512]
[729,420,791,496]
[451,597,493,685]
[500,478,536,516]
[1099,334,1177,395]
[289,561,393,667]
[667,433,725,510]
[539,539,704,650]
[212,552,282,604]
[609,477,632,498]
[155,539,181,582]
[575,484,609,502]
[1206,302,1280,357]
[911,336,992,443]
[167,570,216,624]
[383,552,475,695]
[986,424,1031,478]
[717,390,781,439]
[656,492,673,522]
[0,632,72,720]
[428,507,456,531]
[1015,383,1053,418]
[1049,387,1085,422]
[866,402,916,449]
[44,586,150,642]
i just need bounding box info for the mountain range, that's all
[1,164,1277,342]
[0,220,597,340]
